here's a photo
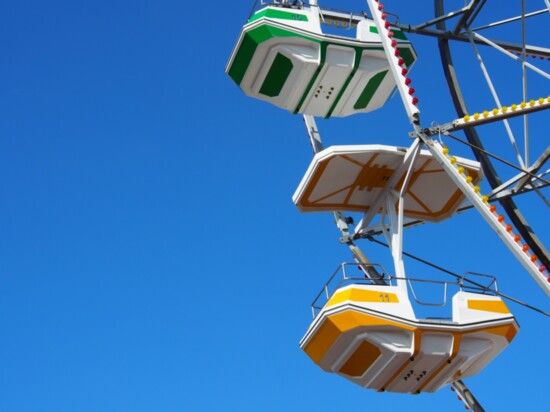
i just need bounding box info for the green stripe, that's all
[398,47,415,68]
[228,25,313,86]
[325,49,363,118]
[259,53,294,97]
[353,70,388,110]
[366,26,414,65]
[249,8,308,23]
[393,30,407,41]
[293,42,327,114]
[228,33,258,85]
[369,25,407,40]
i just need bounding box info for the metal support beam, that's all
[513,146,550,193]
[417,133,550,297]
[422,98,550,136]
[451,0,485,35]
[365,0,421,125]
[452,380,485,412]
[393,25,550,59]
[303,115,384,283]
[470,8,549,32]
[354,138,422,235]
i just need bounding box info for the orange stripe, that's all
[326,288,399,307]
[467,299,510,314]
[303,310,414,364]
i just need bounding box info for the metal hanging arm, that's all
[303,115,384,283]
[452,380,485,412]
[367,139,422,290]
[354,138,423,235]
[335,211,386,283]
[384,191,408,290]
[303,115,323,154]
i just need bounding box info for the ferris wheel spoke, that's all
[467,31,550,80]
[434,0,550,277]
[535,187,550,207]
[469,8,549,32]
[396,5,550,58]
[465,29,526,169]
[450,0,485,36]
[512,146,550,193]
[521,0,529,167]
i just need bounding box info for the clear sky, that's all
[1,1,548,411]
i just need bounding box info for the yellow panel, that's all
[339,340,381,377]
[303,318,342,363]
[298,159,333,209]
[303,310,414,364]
[467,299,510,314]
[336,310,414,332]
[353,164,394,191]
[477,324,519,343]
[326,288,399,308]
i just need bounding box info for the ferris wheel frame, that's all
[389,0,550,277]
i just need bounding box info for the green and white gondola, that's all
[226,3,417,118]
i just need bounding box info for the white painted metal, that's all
[355,139,422,233]
[303,114,324,154]
[448,96,550,131]
[376,144,423,291]
[365,0,420,124]
[385,191,406,289]
[391,143,423,290]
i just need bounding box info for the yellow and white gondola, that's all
[300,270,518,393]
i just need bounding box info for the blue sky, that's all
[1,1,548,411]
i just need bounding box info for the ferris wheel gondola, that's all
[226,2,416,118]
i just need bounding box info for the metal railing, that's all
[309,262,499,318]
[310,262,392,317]
[252,1,372,29]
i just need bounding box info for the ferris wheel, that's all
[226,1,549,410]
[422,0,550,281]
